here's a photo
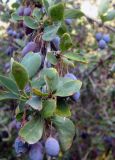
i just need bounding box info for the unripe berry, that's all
[45,137,60,157]
[98,39,106,49]
[103,34,110,43]
[95,32,102,41]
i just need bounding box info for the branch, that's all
[83,52,114,79]
[86,16,115,32]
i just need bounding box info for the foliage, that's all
[0,0,115,159]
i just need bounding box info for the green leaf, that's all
[11,12,23,21]
[0,75,19,94]
[55,77,82,97]
[24,16,38,29]
[64,52,88,64]
[64,9,84,19]
[19,117,44,144]
[56,99,71,117]
[26,96,42,110]
[60,33,72,51]
[62,57,74,67]
[58,23,67,36]
[47,52,58,65]
[52,115,75,151]
[101,10,115,22]
[98,0,109,16]
[42,0,50,13]
[41,98,56,118]
[0,92,19,101]
[14,39,26,47]
[32,88,48,97]
[48,2,64,21]
[21,52,41,78]
[12,61,29,90]
[32,8,42,22]
[42,22,61,41]
[44,68,59,93]
[31,78,45,90]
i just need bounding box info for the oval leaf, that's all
[26,96,42,110]
[21,52,41,78]
[60,33,72,52]
[52,115,75,151]
[12,61,29,90]
[19,117,44,144]
[24,16,38,29]
[55,77,82,97]
[56,99,71,117]
[0,92,19,101]
[64,52,88,64]
[41,98,56,118]
[0,75,19,94]
[42,23,61,41]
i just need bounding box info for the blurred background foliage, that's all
[0,0,115,159]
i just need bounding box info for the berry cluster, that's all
[14,136,60,159]
[95,32,110,49]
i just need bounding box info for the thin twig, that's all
[85,16,115,32]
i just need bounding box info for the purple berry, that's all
[7,29,14,36]
[65,19,72,25]
[72,92,80,102]
[103,34,110,43]
[14,137,28,155]
[95,32,102,41]
[22,41,37,56]
[64,73,77,80]
[45,137,60,157]
[12,31,17,38]
[24,7,32,16]
[52,36,60,51]
[1,130,9,139]
[98,39,106,49]
[29,143,43,160]
[17,6,24,16]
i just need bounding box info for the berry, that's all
[72,92,80,102]
[14,137,28,155]
[45,137,60,157]
[64,73,77,80]
[12,31,17,38]
[65,19,72,25]
[98,39,106,49]
[7,29,14,36]
[17,6,24,16]
[103,34,110,43]
[1,130,9,139]
[24,7,32,16]
[52,36,60,51]
[29,143,43,160]
[22,42,37,56]
[95,32,102,41]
